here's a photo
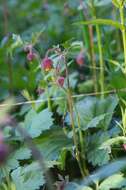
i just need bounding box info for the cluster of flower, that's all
[24,45,65,93]
[41,56,65,87]
[24,45,85,95]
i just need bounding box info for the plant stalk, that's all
[75,107,89,176]
[120,6,126,73]
[89,25,98,93]
[79,0,98,93]
[91,0,104,98]
[3,0,13,95]
[64,55,85,178]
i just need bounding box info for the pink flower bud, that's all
[123,144,126,150]
[24,44,32,52]
[27,52,36,61]
[76,51,85,66]
[57,77,65,87]
[36,88,45,95]
[41,57,53,71]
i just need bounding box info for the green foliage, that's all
[24,108,53,138]
[77,19,124,29]
[11,162,45,190]
[75,95,118,130]
[100,136,126,149]
[99,173,126,190]
[1,0,126,189]
[112,0,126,8]
[87,131,110,166]
[35,127,72,161]
[65,183,93,190]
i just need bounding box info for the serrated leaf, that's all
[85,113,107,130]
[35,127,72,161]
[81,159,126,187]
[24,108,53,138]
[100,136,126,149]
[7,147,31,170]
[87,132,110,166]
[11,162,45,190]
[65,182,93,190]
[99,173,126,190]
[76,95,118,130]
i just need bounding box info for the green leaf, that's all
[80,159,126,187]
[35,127,72,161]
[11,162,45,190]
[65,183,93,190]
[24,108,53,138]
[85,113,108,130]
[76,95,118,130]
[7,147,31,170]
[76,19,124,30]
[87,132,110,166]
[99,173,126,190]
[100,136,126,149]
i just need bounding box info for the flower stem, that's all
[95,181,99,190]
[64,56,85,178]
[96,25,104,98]
[89,25,98,93]
[120,6,126,73]
[47,87,51,111]
[75,107,89,176]
[79,0,98,93]
[3,0,13,95]
[91,0,104,98]
[40,69,51,111]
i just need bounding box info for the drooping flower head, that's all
[123,144,126,151]
[27,52,36,62]
[57,76,65,87]
[24,44,32,53]
[41,57,53,71]
[76,51,85,66]
[36,88,45,95]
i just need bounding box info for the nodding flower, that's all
[36,88,45,95]
[41,57,53,71]
[24,44,32,53]
[27,52,36,61]
[57,76,65,87]
[123,144,126,151]
[76,51,85,66]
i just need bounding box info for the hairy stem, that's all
[3,0,13,95]
[64,56,85,177]
[47,87,51,111]
[89,25,98,92]
[75,107,89,176]
[91,0,104,98]
[41,68,51,111]
[120,6,126,73]
[79,0,98,92]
